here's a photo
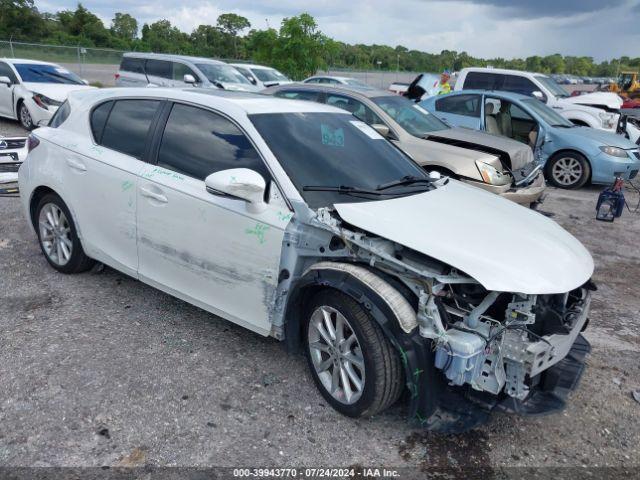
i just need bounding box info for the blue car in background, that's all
[421,90,640,189]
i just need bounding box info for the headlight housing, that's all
[599,145,629,158]
[475,160,511,186]
[598,111,617,129]
[32,93,63,110]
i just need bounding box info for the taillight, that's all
[114,73,120,80]
[27,134,40,152]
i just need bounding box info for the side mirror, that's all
[183,74,197,85]
[532,91,546,102]
[0,76,12,86]
[205,168,267,213]
[371,124,390,137]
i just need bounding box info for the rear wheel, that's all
[546,152,590,189]
[35,193,94,273]
[304,290,404,417]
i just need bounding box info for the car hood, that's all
[560,91,622,110]
[425,127,535,170]
[333,179,593,294]
[557,126,639,149]
[23,83,96,101]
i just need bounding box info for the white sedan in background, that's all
[0,58,95,130]
[230,63,292,89]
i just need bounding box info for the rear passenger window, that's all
[463,72,501,90]
[274,90,321,101]
[120,57,145,74]
[49,100,71,128]
[157,103,269,182]
[502,75,538,96]
[100,100,160,159]
[90,101,112,141]
[145,60,172,79]
[325,94,383,124]
[435,94,481,117]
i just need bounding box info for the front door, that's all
[136,102,291,335]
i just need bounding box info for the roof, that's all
[122,52,225,65]
[304,75,357,81]
[1,58,57,66]
[265,82,392,99]
[460,67,550,78]
[68,87,349,115]
[441,89,535,101]
[230,63,275,70]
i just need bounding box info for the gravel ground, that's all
[0,118,639,471]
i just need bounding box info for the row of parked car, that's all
[3,51,607,432]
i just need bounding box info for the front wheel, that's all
[304,290,404,418]
[545,152,591,189]
[19,102,35,130]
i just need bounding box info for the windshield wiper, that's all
[376,175,435,191]
[303,185,384,196]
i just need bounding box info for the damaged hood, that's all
[23,83,95,101]
[334,180,593,294]
[560,92,622,110]
[425,127,535,170]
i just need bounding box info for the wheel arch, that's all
[283,261,444,423]
[29,185,87,247]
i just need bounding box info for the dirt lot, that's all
[1,117,639,472]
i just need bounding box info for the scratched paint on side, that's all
[245,223,269,244]
[276,211,293,222]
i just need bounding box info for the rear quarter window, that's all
[90,101,113,141]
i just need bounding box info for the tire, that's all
[35,193,94,273]
[545,152,591,189]
[18,101,35,130]
[304,290,404,418]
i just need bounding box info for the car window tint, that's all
[120,57,145,74]
[325,94,383,124]
[274,90,321,101]
[0,62,18,83]
[509,103,534,121]
[157,103,269,182]
[173,62,198,81]
[90,101,112,141]
[100,100,160,159]
[463,72,501,90]
[145,59,172,79]
[435,94,481,117]
[502,75,538,96]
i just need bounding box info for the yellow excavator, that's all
[608,71,640,99]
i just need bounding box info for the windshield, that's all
[195,63,252,85]
[252,68,289,82]
[14,63,83,85]
[344,78,370,88]
[372,95,449,136]
[522,98,574,127]
[534,75,569,98]
[250,112,431,208]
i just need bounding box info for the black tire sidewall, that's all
[303,290,381,417]
[35,193,88,273]
[545,152,590,189]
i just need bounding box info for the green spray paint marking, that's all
[413,368,424,379]
[246,223,269,244]
[89,145,104,155]
[276,211,293,222]
[121,180,134,192]
[399,347,408,367]
[414,411,427,425]
[142,167,185,181]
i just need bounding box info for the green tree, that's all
[0,0,44,40]
[216,13,250,58]
[111,12,137,41]
[270,13,325,80]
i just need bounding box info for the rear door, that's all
[144,59,172,87]
[136,102,291,335]
[432,94,482,128]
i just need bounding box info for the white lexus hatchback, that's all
[19,88,595,431]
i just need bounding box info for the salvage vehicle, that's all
[19,88,594,432]
[115,53,260,92]
[444,67,640,143]
[303,75,372,88]
[421,90,640,189]
[230,63,292,90]
[0,58,95,130]
[264,83,545,205]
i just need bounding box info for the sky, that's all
[34,0,640,60]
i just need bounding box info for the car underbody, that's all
[269,184,593,432]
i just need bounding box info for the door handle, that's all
[66,158,86,172]
[140,186,168,203]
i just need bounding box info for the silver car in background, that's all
[115,53,260,92]
[230,63,292,90]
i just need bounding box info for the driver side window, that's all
[0,62,18,83]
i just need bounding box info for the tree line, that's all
[1,0,638,80]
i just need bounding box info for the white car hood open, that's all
[23,83,96,102]
[560,91,622,110]
[333,180,594,294]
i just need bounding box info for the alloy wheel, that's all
[20,104,33,129]
[38,203,73,266]
[551,156,583,186]
[308,305,366,405]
